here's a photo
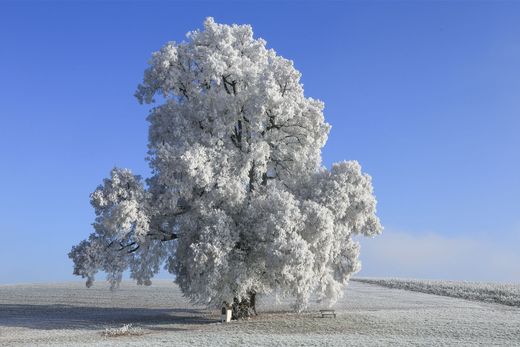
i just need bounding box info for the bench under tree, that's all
[320,309,336,318]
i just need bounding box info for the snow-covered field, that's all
[1,280,519,346]
[353,278,520,307]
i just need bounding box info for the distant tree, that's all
[69,18,382,318]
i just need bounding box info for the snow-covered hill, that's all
[353,278,520,307]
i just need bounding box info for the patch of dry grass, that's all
[102,324,145,337]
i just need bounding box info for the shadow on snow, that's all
[0,305,216,330]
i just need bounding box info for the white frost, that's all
[353,278,520,307]
[69,18,382,310]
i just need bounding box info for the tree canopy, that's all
[69,18,382,311]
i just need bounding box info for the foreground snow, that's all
[353,278,520,307]
[0,280,519,346]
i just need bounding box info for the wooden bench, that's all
[320,309,336,318]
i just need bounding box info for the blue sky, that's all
[1,1,519,284]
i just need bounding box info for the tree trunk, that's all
[231,291,257,320]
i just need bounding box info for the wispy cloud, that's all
[357,228,520,283]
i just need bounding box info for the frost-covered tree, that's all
[69,18,382,316]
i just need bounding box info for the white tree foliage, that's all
[69,18,382,311]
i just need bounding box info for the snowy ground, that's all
[353,278,520,307]
[1,280,519,346]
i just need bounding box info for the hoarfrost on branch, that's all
[69,18,382,311]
